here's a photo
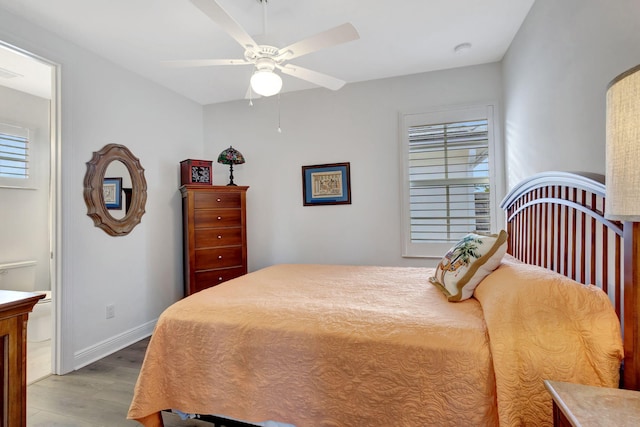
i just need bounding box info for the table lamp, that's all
[217,146,245,186]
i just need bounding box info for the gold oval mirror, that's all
[83,144,147,236]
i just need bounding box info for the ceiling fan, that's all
[168,0,360,97]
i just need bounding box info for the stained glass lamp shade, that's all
[217,146,246,186]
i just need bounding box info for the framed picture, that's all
[302,162,351,206]
[103,177,122,210]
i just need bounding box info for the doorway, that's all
[0,40,59,382]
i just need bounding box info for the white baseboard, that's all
[73,319,156,370]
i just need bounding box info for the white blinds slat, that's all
[0,131,29,179]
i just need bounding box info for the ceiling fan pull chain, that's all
[277,92,282,133]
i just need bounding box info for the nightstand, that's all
[545,380,640,426]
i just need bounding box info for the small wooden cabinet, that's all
[0,290,44,426]
[181,185,249,296]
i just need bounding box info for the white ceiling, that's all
[0,0,535,105]
[0,43,52,99]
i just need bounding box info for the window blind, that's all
[408,119,490,243]
[0,131,29,179]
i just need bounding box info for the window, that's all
[0,123,30,187]
[400,105,501,258]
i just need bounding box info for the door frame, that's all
[49,48,65,375]
[0,39,65,375]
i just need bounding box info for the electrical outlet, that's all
[106,304,115,319]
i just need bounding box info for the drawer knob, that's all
[217,198,221,202]
[217,235,222,239]
[217,216,222,220]
[218,277,223,281]
[218,255,223,259]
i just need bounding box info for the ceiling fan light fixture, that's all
[184,0,361,98]
[250,69,282,97]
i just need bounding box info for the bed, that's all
[128,171,637,426]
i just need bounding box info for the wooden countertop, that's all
[545,380,640,426]
[0,290,44,320]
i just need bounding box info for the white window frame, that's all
[0,122,33,189]
[400,104,503,258]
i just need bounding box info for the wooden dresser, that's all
[181,185,249,296]
[0,290,44,426]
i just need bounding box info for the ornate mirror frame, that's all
[83,144,147,236]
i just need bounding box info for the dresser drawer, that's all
[194,209,241,228]
[194,191,241,209]
[194,267,246,291]
[195,227,242,248]
[195,246,243,270]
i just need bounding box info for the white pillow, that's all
[430,230,508,301]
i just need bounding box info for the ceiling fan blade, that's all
[278,64,346,91]
[190,0,258,50]
[163,59,251,67]
[277,23,359,61]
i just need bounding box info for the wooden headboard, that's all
[501,171,640,390]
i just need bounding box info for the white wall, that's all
[0,86,50,291]
[69,57,202,366]
[204,63,503,270]
[0,7,203,371]
[502,0,640,188]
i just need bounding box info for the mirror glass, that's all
[83,144,147,236]
[102,160,132,220]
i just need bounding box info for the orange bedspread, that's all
[128,262,623,427]
[128,264,498,426]
[474,258,623,426]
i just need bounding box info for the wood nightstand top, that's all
[545,380,640,426]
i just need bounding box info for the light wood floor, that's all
[27,337,211,427]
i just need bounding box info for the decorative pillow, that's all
[430,230,508,302]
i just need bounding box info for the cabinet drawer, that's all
[195,227,242,248]
[195,246,243,270]
[194,267,246,291]
[194,192,241,209]
[194,209,241,228]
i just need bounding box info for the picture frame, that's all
[103,177,122,210]
[302,162,351,206]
